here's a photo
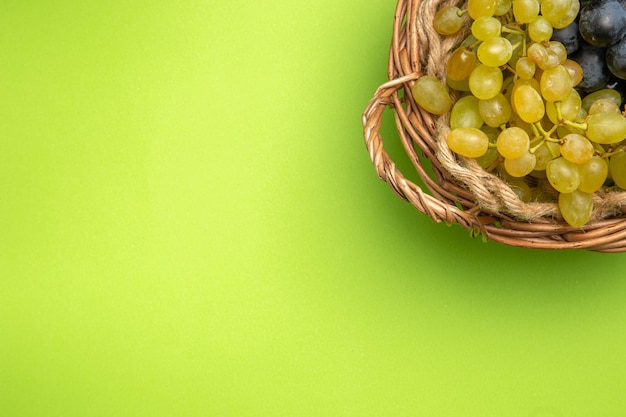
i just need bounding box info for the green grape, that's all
[581,89,622,112]
[537,50,561,70]
[559,189,593,226]
[481,125,501,142]
[586,113,626,144]
[494,0,512,15]
[434,5,465,35]
[540,65,572,102]
[450,95,484,129]
[471,17,502,40]
[512,83,545,123]
[527,42,548,65]
[541,0,573,25]
[516,57,536,80]
[468,0,498,19]
[478,93,512,127]
[506,33,524,68]
[560,133,594,164]
[476,126,501,168]
[547,41,568,64]
[447,127,490,158]
[578,156,608,193]
[412,75,452,115]
[502,75,516,102]
[509,107,536,136]
[446,47,477,81]
[610,152,626,189]
[460,34,480,49]
[563,59,583,87]
[504,151,537,177]
[447,75,471,92]
[551,0,579,28]
[588,98,621,115]
[512,0,540,23]
[477,36,513,67]
[546,157,580,193]
[533,141,560,170]
[469,64,503,100]
[528,16,553,43]
[497,126,530,159]
[476,147,500,168]
[545,88,581,124]
[502,173,533,201]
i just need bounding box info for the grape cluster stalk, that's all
[413,0,626,226]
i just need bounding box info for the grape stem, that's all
[532,121,560,142]
[598,145,625,159]
[562,119,588,131]
[529,139,545,154]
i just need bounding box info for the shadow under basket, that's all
[362,0,626,252]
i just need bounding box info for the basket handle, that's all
[362,75,481,229]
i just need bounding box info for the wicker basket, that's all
[362,0,626,252]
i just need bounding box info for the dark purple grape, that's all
[551,20,581,55]
[578,0,626,47]
[607,36,626,79]
[569,43,612,92]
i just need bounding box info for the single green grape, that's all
[512,83,545,123]
[560,133,594,164]
[609,152,626,189]
[469,64,503,100]
[477,36,513,67]
[588,99,621,115]
[512,0,540,23]
[471,17,502,40]
[586,113,626,144]
[540,65,572,102]
[450,95,484,129]
[468,0,499,19]
[516,57,536,80]
[446,47,477,81]
[497,126,530,159]
[528,16,553,43]
[541,0,573,25]
[447,127,490,158]
[581,89,622,113]
[494,0,512,15]
[412,75,452,115]
[578,156,608,193]
[551,0,579,28]
[434,5,465,35]
[504,151,537,177]
[546,157,580,193]
[479,93,512,127]
[559,189,593,226]
[563,59,583,87]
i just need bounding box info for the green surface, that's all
[2,1,626,416]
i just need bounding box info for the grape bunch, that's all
[412,0,626,226]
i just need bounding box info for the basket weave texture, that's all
[362,0,626,251]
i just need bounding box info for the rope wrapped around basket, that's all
[362,0,626,251]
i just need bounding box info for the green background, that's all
[2,1,626,416]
